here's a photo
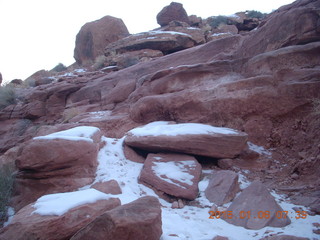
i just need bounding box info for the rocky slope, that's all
[0,0,319,239]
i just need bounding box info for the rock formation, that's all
[223,181,291,229]
[70,196,162,240]
[74,15,129,65]
[139,153,202,200]
[0,0,319,239]
[0,194,120,240]
[156,2,190,27]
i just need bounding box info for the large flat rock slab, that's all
[139,153,202,200]
[125,121,248,159]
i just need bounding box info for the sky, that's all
[0,0,295,83]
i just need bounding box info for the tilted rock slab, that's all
[205,170,240,206]
[0,196,120,240]
[70,196,162,240]
[224,181,291,230]
[139,153,202,200]
[125,122,248,159]
[105,30,195,56]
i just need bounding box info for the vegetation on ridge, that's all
[0,164,15,226]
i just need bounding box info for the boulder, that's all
[0,191,120,240]
[74,15,129,65]
[156,2,190,27]
[0,72,2,85]
[91,180,122,195]
[139,153,202,200]
[213,236,229,240]
[12,126,102,210]
[70,196,162,240]
[105,30,195,56]
[205,170,240,206]
[224,181,291,230]
[125,122,248,159]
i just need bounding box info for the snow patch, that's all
[33,126,100,143]
[128,121,238,137]
[3,207,15,227]
[32,189,111,216]
[152,161,196,188]
[248,142,272,156]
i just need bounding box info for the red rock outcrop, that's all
[224,181,291,230]
[125,122,248,159]
[11,126,101,210]
[91,180,122,195]
[205,170,240,206]
[0,196,120,240]
[74,15,129,65]
[156,2,190,27]
[70,196,162,240]
[105,30,195,56]
[139,153,202,200]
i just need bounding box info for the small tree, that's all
[246,10,267,19]
[0,84,16,110]
[0,164,15,226]
[207,15,229,28]
[51,63,67,72]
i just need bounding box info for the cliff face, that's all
[0,0,319,227]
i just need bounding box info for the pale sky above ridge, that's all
[0,0,295,82]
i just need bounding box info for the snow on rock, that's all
[139,153,202,200]
[248,142,272,156]
[128,121,238,136]
[34,126,101,143]
[125,121,248,159]
[77,137,320,240]
[32,189,112,216]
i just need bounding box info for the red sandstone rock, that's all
[224,181,291,230]
[205,170,240,206]
[105,30,195,56]
[156,2,190,27]
[74,15,129,65]
[123,144,145,163]
[125,122,248,159]
[213,236,229,240]
[70,196,162,240]
[12,127,101,210]
[139,153,202,200]
[91,180,122,195]
[0,197,120,240]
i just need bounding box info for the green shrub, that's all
[246,10,266,19]
[0,163,15,226]
[207,15,229,28]
[0,84,16,110]
[51,63,67,72]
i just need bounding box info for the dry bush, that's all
[0,84,16,110]
[62,107,80,123]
